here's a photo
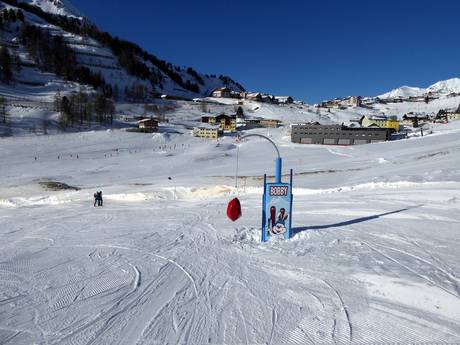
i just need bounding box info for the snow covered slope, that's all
[378,77,460,99]
[0,117,459,344]
[0,0,244,103]
[24,0,83,18]
[378,85,426,99]
[428,77,460,94]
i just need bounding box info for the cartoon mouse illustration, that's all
[268,206,289,235]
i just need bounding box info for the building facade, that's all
[259,119,282,128]
[291,123,390,145]
[402,114,432,127]
[361,115,400,132]
[447,113,460,121]
[202,114,237,132]
[211,87,232,98]
[192,124,221,139]
[137,118,159,133]
[275,96,294,104]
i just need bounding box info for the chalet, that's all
[259,119,282,128]
[275,96,294,104]
[343,96,362,107]
[244,117,281,128]
[246,92,263,102]
[408,96,426,102]
[319,99,341,108]
[436,112,460,122]
[211,87,232,98]
[261,94,275,103]
[447,113,460,121]
[192,124,221,139]
[425,91,439,101]
[291,123,391,145]
[402,113,432,127]
[360,115,400,132]
[202,114,237,132]
[137,118,159,133]
[320,96,362,108]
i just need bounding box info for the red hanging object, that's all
[227,197,242,221]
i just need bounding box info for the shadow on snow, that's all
[292,204,424,235]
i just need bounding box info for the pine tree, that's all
[8,9,16,23]
[236,106,244,118]
[60,95,71,127]
[0,47,13,84]
[113,84,119,101]
[16,10,24,22]
[0,96,7,123]
[54,91,62,112]
[2,9,9,23]
[13,49,21,72]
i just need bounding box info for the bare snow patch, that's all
[356,273,460,320]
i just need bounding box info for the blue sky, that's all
[73,0,460,103]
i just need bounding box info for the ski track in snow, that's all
[1,122,460,344]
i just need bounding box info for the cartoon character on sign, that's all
[267,206,289,235]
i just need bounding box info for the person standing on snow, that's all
[98,191,103,206]
[94,192,98,207]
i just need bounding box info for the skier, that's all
[93,192,98,207]
[98,191,103,206]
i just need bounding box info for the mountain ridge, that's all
[0,0,245,101]
[378,78,460,99]
[22,0,83,18]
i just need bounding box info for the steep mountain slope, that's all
[24,0,83,18]
[0,0,244,102]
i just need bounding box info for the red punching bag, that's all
[227,197,242,221]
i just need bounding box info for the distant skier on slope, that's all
[94,191,103,207]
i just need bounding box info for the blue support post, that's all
[288,169,294,239]
[261,174,267,242]
[275,157,282,183]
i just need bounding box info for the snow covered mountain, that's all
[427,77,460,94]
[378,78,460,99]
[0,0,245,102]
[378,86,426,99]
[21,0,83,18]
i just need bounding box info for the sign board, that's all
[262,174,293,242]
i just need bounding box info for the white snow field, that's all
[1,120,460,345]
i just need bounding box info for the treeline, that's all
[18,24,106,90]
[0,47,13,83]
[54,91,115,128]
[218,75,245,91]
[187,67,204,85]
[0,7,25,25]
[2,0,203,94]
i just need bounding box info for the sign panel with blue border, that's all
[261,172,293,242]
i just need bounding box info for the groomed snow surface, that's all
[1,121,460,344]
